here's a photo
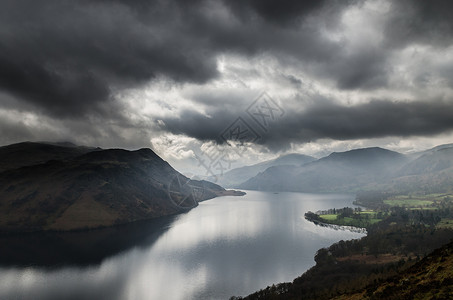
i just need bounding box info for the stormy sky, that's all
[1,0,453,172]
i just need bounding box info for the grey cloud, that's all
[385,0,453,47]
[0,0,219,117]
[157,109,236,144]
[273,99,453,142]
[223,0,329,26]
[159,98,453,151]
[333,49,390,90]
[0,0,355,119]
[0,118,35,145]
[2,0,453,149]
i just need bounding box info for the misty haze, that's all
[1,0,453,299]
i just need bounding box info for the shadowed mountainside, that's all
[0,143,228,233]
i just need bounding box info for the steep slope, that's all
[242,235,453,300]
[0,141,100,172]
[0,146,226,232]
[338,240,453,299]
[240,147,408,192]
[212,153,315,187]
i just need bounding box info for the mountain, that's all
[407,143,453,160]
[399,147,453,176]
[0,143,231,233]
[383,147,453,194]
[240,147,408,192]
[212,153,316,187]
[0,141,100,172]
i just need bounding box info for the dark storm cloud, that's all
[157,109,235,144]
[223,0,329,25]
[265,100,453,147]
[159,99,453,151]
[2,0,453,149]
[0,0,219,117]
[0,0,354,118]
[385,0,453,47]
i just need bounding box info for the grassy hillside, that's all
[0,144,228,233]
[336,240,453,299]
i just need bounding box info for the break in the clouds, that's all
[1,0,453,167]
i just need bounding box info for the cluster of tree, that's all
[370,205,453,232]
[316,207,361,216]
[306,207,385,229]
[353,191,390,209]
[304,211,323,224]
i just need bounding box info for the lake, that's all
[0,191,365,300]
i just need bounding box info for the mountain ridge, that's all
[240,147,409,192]
[209,153,315,187]
[0,143,233,233]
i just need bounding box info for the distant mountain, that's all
[212,153,316,187]
[240,147,408,192]
[399,147,453,176]
[408,143,453,160]
[384,147,453,194]
[0,143,231,233]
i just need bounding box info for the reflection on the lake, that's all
[0,191,365,300]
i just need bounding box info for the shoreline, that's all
[0,189,246,235]
[305,217,368,234]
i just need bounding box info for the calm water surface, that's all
[0,191,365,300]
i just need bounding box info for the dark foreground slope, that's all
[337,240,453,300]
[0,143,227,232]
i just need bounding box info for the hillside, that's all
[240,147,408,192]
[407,143,453,160]
[0,143,229,233]
[241,239,453,300]
[337,240,453,299]
[211,153,315,187]
[379,147,453,194]
[399,147,453,176]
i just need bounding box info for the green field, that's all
[384,198,433,207]
[437,218,453,229]
[319,214,337,221]
[383,193,453,207]
[319,212,382,228]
